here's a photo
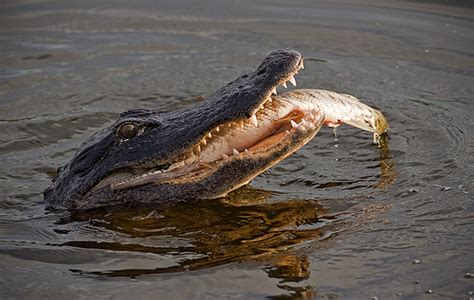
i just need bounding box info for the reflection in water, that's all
[62,187,337,278]
[59,188,336,299]
[376,135,396,189]
[266,254,316,299]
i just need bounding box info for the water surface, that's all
[0,0,473,298]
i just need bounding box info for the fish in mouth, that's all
[44,49,389,210]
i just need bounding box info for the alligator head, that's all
[45,49,315,209]
[44,49,389,210]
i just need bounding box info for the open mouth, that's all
[93,56,320,193]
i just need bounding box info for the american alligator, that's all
[44,49,389,210]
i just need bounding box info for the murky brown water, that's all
[0,0,473,298]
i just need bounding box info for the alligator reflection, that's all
[63,187,344,292]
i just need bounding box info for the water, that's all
[0,0,473,298]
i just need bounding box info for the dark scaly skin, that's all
[44,50,303,209]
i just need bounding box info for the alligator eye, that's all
[117,123,138,139]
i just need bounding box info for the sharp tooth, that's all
[285,130,291,134]
[289,75,297,86]
[215,126,220,133]
[282,82,287,88]
[268,98,272,103]
[244,148,249,153]
[195,145,201,153]
[250,114,258,127]
[297,125,306,133]
[301,61,304,69]
[309,112,315,119]
[271,87,277,95]
[259,104,264,110]
[290,119,299,129]
[201,139,207,145]
[240,121,245,128]
[207,132,212,138]
[233,148,239,156]
[301,119,308,126]
[222,153,229,159]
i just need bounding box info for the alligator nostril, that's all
[241,74,249,79]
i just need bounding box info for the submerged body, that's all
[44,50,388,210]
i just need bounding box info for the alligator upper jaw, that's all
[109,105,321,191]
[92,59,313,193]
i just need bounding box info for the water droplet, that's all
[413,259,421,264]
[425,289,433,294]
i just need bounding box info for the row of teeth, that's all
[120,111,313,185]
[113,62,307,187]
[132,64,305,177]
[167,65,307,165]
[193,67,302,155]
[114,112,314,187]
[219,115,314,160]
